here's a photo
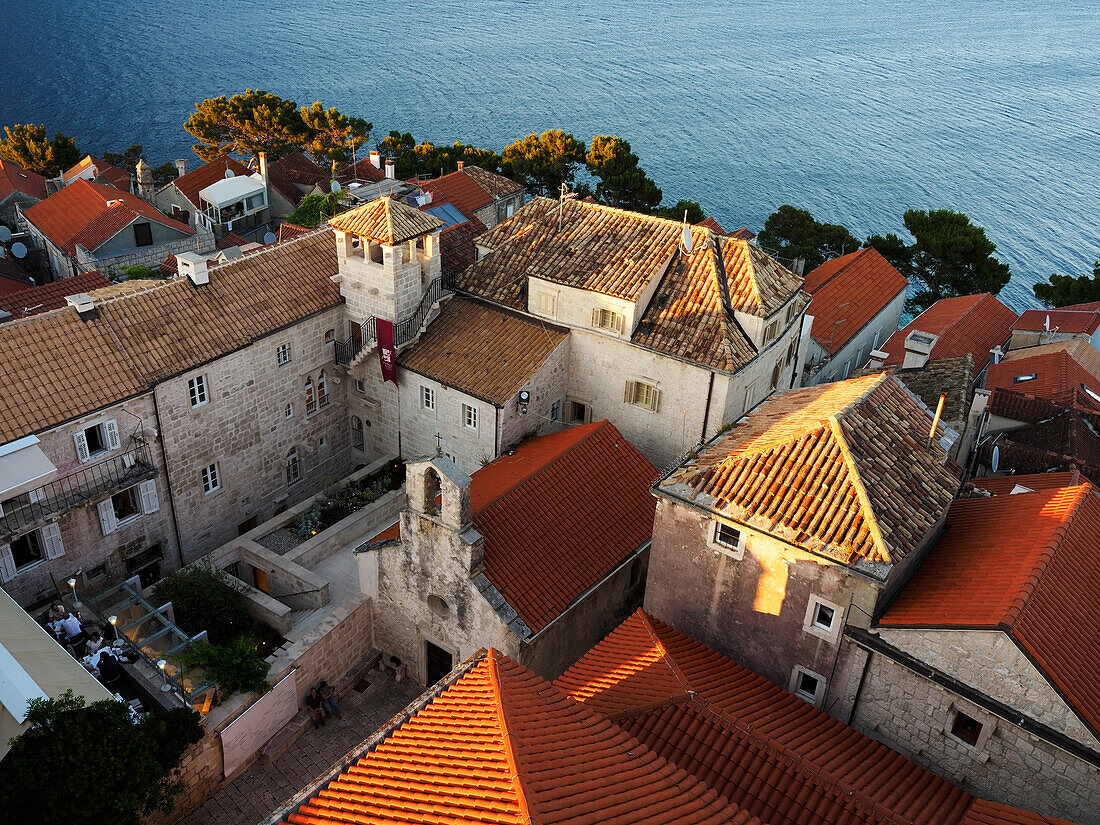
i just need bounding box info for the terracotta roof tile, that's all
[859,354,975,427]
[0,270,111,319]
[335,157,386,185]
[23,178,194,257]
[805,248,908,355]
[0,159,47,202]
[329,197,443,244]
[399,297,566,406]
[880,293,1017,378]
[988,340,1100,404]
[970,470,1082,496]
[159,156,252,210]
[277,222,314,243]
[439,217,486,278]
[1013,308,1100,335]
[462,166,524,199]
[880,484,1100,738]
[63,155,130,192]
[267,151,327,206]
[658,375,959,566]
[695,216,726,234]
[415,168,498,218]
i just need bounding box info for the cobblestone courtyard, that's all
[183,671,422,825]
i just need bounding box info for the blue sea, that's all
[3,0,1098,310]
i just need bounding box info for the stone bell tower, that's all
[135,158,156,202]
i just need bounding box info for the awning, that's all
[0,436,58,500]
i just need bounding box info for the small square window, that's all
[201,463,220,494]
[421,386,436,411]
[795,671,821,701]
[462,403,478,431]
[813,603,835,631]
[355,379,366,394]
[111,487,141,524]
[803,595,842,642]
[10,530,44,570]
[276,343,291,365]
[950,710,983,747]
[714,523,742,550]
[627,381,660,412]
[188,374,208,407]
[566,400,590,424]
[593,307,624,333]
[324,329,335,344]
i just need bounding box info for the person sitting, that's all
[97,650,123,688]
[317,680,342,720]
[84,631,105,657]
[47,601,67,623]
[58,612,85,655]
[305,687,326,728]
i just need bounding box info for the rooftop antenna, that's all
[0,226,11,243]
[1044,314,1051,332]
[680,210,695,255]
[11,242,27,259]
[557,182,576,232]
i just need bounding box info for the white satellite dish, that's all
[991,445,1000,473]
[0,226,10,242]
[11,242,27,259]
[1044,314,1051,332]
[330,180,341,194]
[226,170,235,178]
[263,232,277,244]
[681,212,694,254]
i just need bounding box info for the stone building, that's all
[849,483,1100,823]
[264,151,328,219]
[19,179,212,279]
[60,155,132,193]
[0,158,47,227]
[645,373,961,712]
[801,246,907,383]
[414,164,526,229]
[361,421,656,682]
[1010,306,1100,350]
[154,155,254,234]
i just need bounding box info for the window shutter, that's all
[584,404,593,424]
[615,313,624,334]
[592,308,600,327]
[0,545,14,583]
[74,431,90,463]
[41,522,65,559]
[106,419,121,450]
[29,488,45,503]
[97,499,117,536]
[650,388,661,412]
[624,381,635,404]
[139,480,160,514]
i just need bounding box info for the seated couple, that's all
[305,681,341,728]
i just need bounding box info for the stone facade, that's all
[471,191,525,230]
[804,288,906,384]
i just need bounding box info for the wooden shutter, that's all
[650,387,661,412]
[74,430,90,463]
[106,419,121,450]
[41,522,65,559]
[29,488,45,503]
[624,381,635,404]
[614,313,624,334]
[139,480,159,514]
[0,545,14,583]
[97,499,117,536]
[592,308,601,327]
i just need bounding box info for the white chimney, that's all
[990,345,1004,365]
[174,159,187,178]
[457,160,465,171]
[258,152,269,188]
[902,330,938,369]
[867,349,889,369]
[65,293,96,316]
[369,150,381,169]
[176,251,209,285]
[384,158,395,180]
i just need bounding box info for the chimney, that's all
[65,293,97,319]
[457,160,465,171]
[989,345,1004,365]
[792,256,806,277]
[369,150,381,169]
[176,251,210,286]
[902,330,938,369]
[258,152,269,188]
[867,349,889,369]
[384,158,395,180]
[174,159,187,178]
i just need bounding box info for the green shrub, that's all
[293,461,403,539]
[152,562,255,646]
[182,639,270,698]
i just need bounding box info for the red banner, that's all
[377,318,398,385]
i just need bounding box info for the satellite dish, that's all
[263,232,277,244]
[0,247,6,259]
[1044,314,1051,332]
[0,226,10,242]
[226,170,235,178]
[11,242,27,259]
[330,180,342,194]
[681,220,694,254]
[991,445,1000,473]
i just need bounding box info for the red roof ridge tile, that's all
[827,411,893,563]
[486,651,535,822]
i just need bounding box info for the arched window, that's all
[423,467,441,513]
[286,449,301,486]
[351,416,364,450]
[305,379,316,414]
[317,371,329,408]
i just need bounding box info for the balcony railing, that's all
[334,274,453,365]
[0,444,157,539]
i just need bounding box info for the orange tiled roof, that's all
[461,197,807,373]
[987,344,1100,403]
[880,293,1017,377]
[805,248,908,355]
[557,610,1065,825]
[281,649,747,825]
[695,216,726,234]
[657,374,960,567]
[439,216,486,278]
[0,159,47,202]
[63,155,131,192]
[415,166,520,219]
[0,270,111,320]
[971,469,1082,496]
[276,222,313,243]
[23,178,195,257]
[158,155,252,209]
[399,297,567,406]
[267,151,327,206]
[329,197,443,244]
[880,484,1100,738]
[335,156,386,185]
[1013,308,1100,335]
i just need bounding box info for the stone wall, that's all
[76,228,216,276]
[850,650,1100,824]
[146,728,224,825]
[288,596,375,706]
[804,289,906,385]
[496,335,570,454]
[398,371,499,474]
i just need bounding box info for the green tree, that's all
[501,130,586,196]
[152,562,255,646]
[0,123,81,177]
[0,691,203,825]
[151,161,178,187]
[654,199,706,224]
[182,638,270,697]
[757,205,862,271]
[1033,256,1100,307]
[300,102,371,166]
[286,191,347,228]
[102,143,146,174]
[120,264,158,281]
[185,89,309,165]
[398,140,502,179]
[585,135,662,212]
[867,209,1010,313]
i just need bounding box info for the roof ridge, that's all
[827,412,892,563]
[637,610,696,698]
[486,652,535,824]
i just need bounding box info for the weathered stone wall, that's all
[849,650,1100,824]
[717,320,804,430]
[290,596,375,705]
[397,371,498,474]
[146,729,224,825]
[496,335,570,454]
[77,228,216,276]
[804,289,906,385]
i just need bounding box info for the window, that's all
[1,523,64,581]
[276,342,291,365]
[201,463,220,494]
[286,450,301,486]
[284,402,293,419]
[764,319,780,344]
[786,338,798,366]
[626,380,660,412]
[592,307,624,333]
[566,400,592,424]
[133,222,153,247]
[842,358,853,379]
[803,595,842,641]
[443,451,458,465]
[421,386,436,411]
[111,487,141,524]
[743,381,757,414]
[188,374,208,407]
[351,417,365,450]
[10,530,43,569]
[354,378,366,394]
[714,522,743,551]
[1014,373,1037,383]
[317,372,330,408]
[73,419,120,462]
[98,480,158,535]
[462,403,478,431]
[790,666,826,705]
[305,379,317,414]
[324,329,335,344]
[950,710,984,747]
[771,360,783,390]
[785,302,796,324]
[536,292,556,317]
[855,346,865,370]
[871,330,881,351]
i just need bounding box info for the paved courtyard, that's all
[183,670,422,825]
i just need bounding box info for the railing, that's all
[334,275,452,365]
[0,444,157,539]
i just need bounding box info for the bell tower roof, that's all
[329,196,443,245]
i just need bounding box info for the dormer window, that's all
[592,307,624,334]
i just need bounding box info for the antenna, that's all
[1044,314,1051,332]
[263,231,277,244]
[331,180,342,194]
[681,210,695,254]
[11,242,27,259]
[226,170,235,178]
[991,445,1000,473]
[0,226,10,243]
[557,182,576,232]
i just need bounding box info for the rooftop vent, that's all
[902,330,938,370]
[176,251,209,286]
[65,293,97,319]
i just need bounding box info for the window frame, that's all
[133,222,153,247]
[462,403,478,431]
[945,704,993,751]
[421,385,436,412]
[276,342,292,366]
[111,486,142,526]
[709,520,746,559]
[626,380,660,412]
[536,292,557,318]
[351,416,364,450]
[188,374,209,408]
[790,666,827,706]
[286,450,302,486]
[305,379,317,415]
[764,318,780,345]
[284,402,294,419]
[317,372,330,408]
[802,595,843,643]
[201,463,221,495]
[592,306,624,334]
